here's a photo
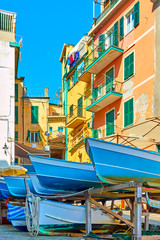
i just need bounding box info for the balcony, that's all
[0,10,16,33]
[86,79,122,113]
[89,0,128,36]
[85,33,124,75]
[70,128,90,152]
[66,106,86,128]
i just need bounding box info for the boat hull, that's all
[85,138,160,186]
[28,198,122,235]
[11,220,27,232]
[29,155,103,191]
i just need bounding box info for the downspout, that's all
[22,81,24,144]
[92,35,95,136]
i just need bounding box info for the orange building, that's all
[82,0,159,151]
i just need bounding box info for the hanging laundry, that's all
[74,51,79,62]
[70,55,74,65]
[67,57,70,65]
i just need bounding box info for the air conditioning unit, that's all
[44,145,50,152]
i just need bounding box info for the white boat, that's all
[28,198,123,235]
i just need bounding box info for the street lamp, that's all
[3,143,9,155]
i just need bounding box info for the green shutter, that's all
[78,97,83,117]
[92,129,98,139]
[67,78,70,91]
[75,69,78,83]
[157,145,160,154]
[15,131,18,142]
[31,106,39,124]
[119,16,124,40]
[113,21,118,47]
[15,106,18,124]
[92,87,98,99]
[106,67,114,93]
[26,130,30,141]
[134,1,139,27]
[70,105,73,117]
[124,52,134,80]
[124,98,134,127]
[15,158,18,164]
[38,130,42,141]
[106,109,115,136]
[98,34,105,56]
[15,84,18,102]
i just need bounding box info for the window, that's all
[31,106,39,124]
[124,98,134,127]
[98,84,103,97]
[157,145,160,154]
[73,69,78,84]
[58,127,63,133]
[92,129,98,139]
[70,105,73,117]
[98,128,102,139]
[126,10,134,34]
[106,109,115,136]
[119,16,124,39]
[124,2,139,35]
[106,67,114,93]
[15,84,18,102]
[15,131,18,142]
[78,97,83,117]
[49,127,53,134]
[124,52,134,80]
[30,131,39,142]
[67,78,70,91]
[70,76,74,88]
[15,158,18,164]
[15,106,18,124]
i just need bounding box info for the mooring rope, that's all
[25,193,40,237]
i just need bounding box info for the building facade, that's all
[0,10,20,165]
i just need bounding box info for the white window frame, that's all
[124,7,134,36]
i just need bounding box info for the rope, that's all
[25,193,40,237]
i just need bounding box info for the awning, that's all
[122,116,160,141]
[102,133,158,149]
[15,142,49,159]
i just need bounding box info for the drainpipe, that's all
[92,35,95,136]
[22,81,25,144]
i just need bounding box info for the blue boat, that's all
[3,176,36,198]
[29,173,66,195]
[85,137,160,186]
[7,203,27,232]
[0,178,15,199]
[29,155,103,192]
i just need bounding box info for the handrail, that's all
[66,106,85,124]
[70,128,89,148]
[84,32,121,70]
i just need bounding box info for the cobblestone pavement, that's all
[0,225,83,240]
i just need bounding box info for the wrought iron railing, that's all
[86,77,122,108]
[84,32,121,70]
[70,128,89,149]
[0,10,16,32]
[95,0,120,26]
[66,106,85,125]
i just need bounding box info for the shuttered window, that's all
[15,106,18,124]
[67,78,70,91]
[78,97,83,117]
[119,16,124,40]
[124,52,134,80]
[106,67,114,93]
[58,127,63,133]
[92,129,98,139]
[73,69,78,84]
[70,105,73,117]
[15,84,18,102]
[31,106,39,124]
[113,21,118,47]
[134,1,139,27]
[98,34,105,56]
[157,145,160,154]
[124,98,134,127]
[106,109,115,136]
[15,131,18,142]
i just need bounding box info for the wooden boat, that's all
[3,176,36,198]
[0,178,15,199]
[28,198,123,235]
[29,155,103,192]
[85,138,160,186]
[29,172,66,195]
[7,203,27,232]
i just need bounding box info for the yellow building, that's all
[15,78,65,164]
[60,36,94,163]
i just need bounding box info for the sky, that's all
[1,0,98,100]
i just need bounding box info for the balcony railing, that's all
[86,78,122,112]
[84,33,124,74]
[0,10,16,33]
[95,0,120,26]
[66,106,86,128]
[70,128,89,150]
